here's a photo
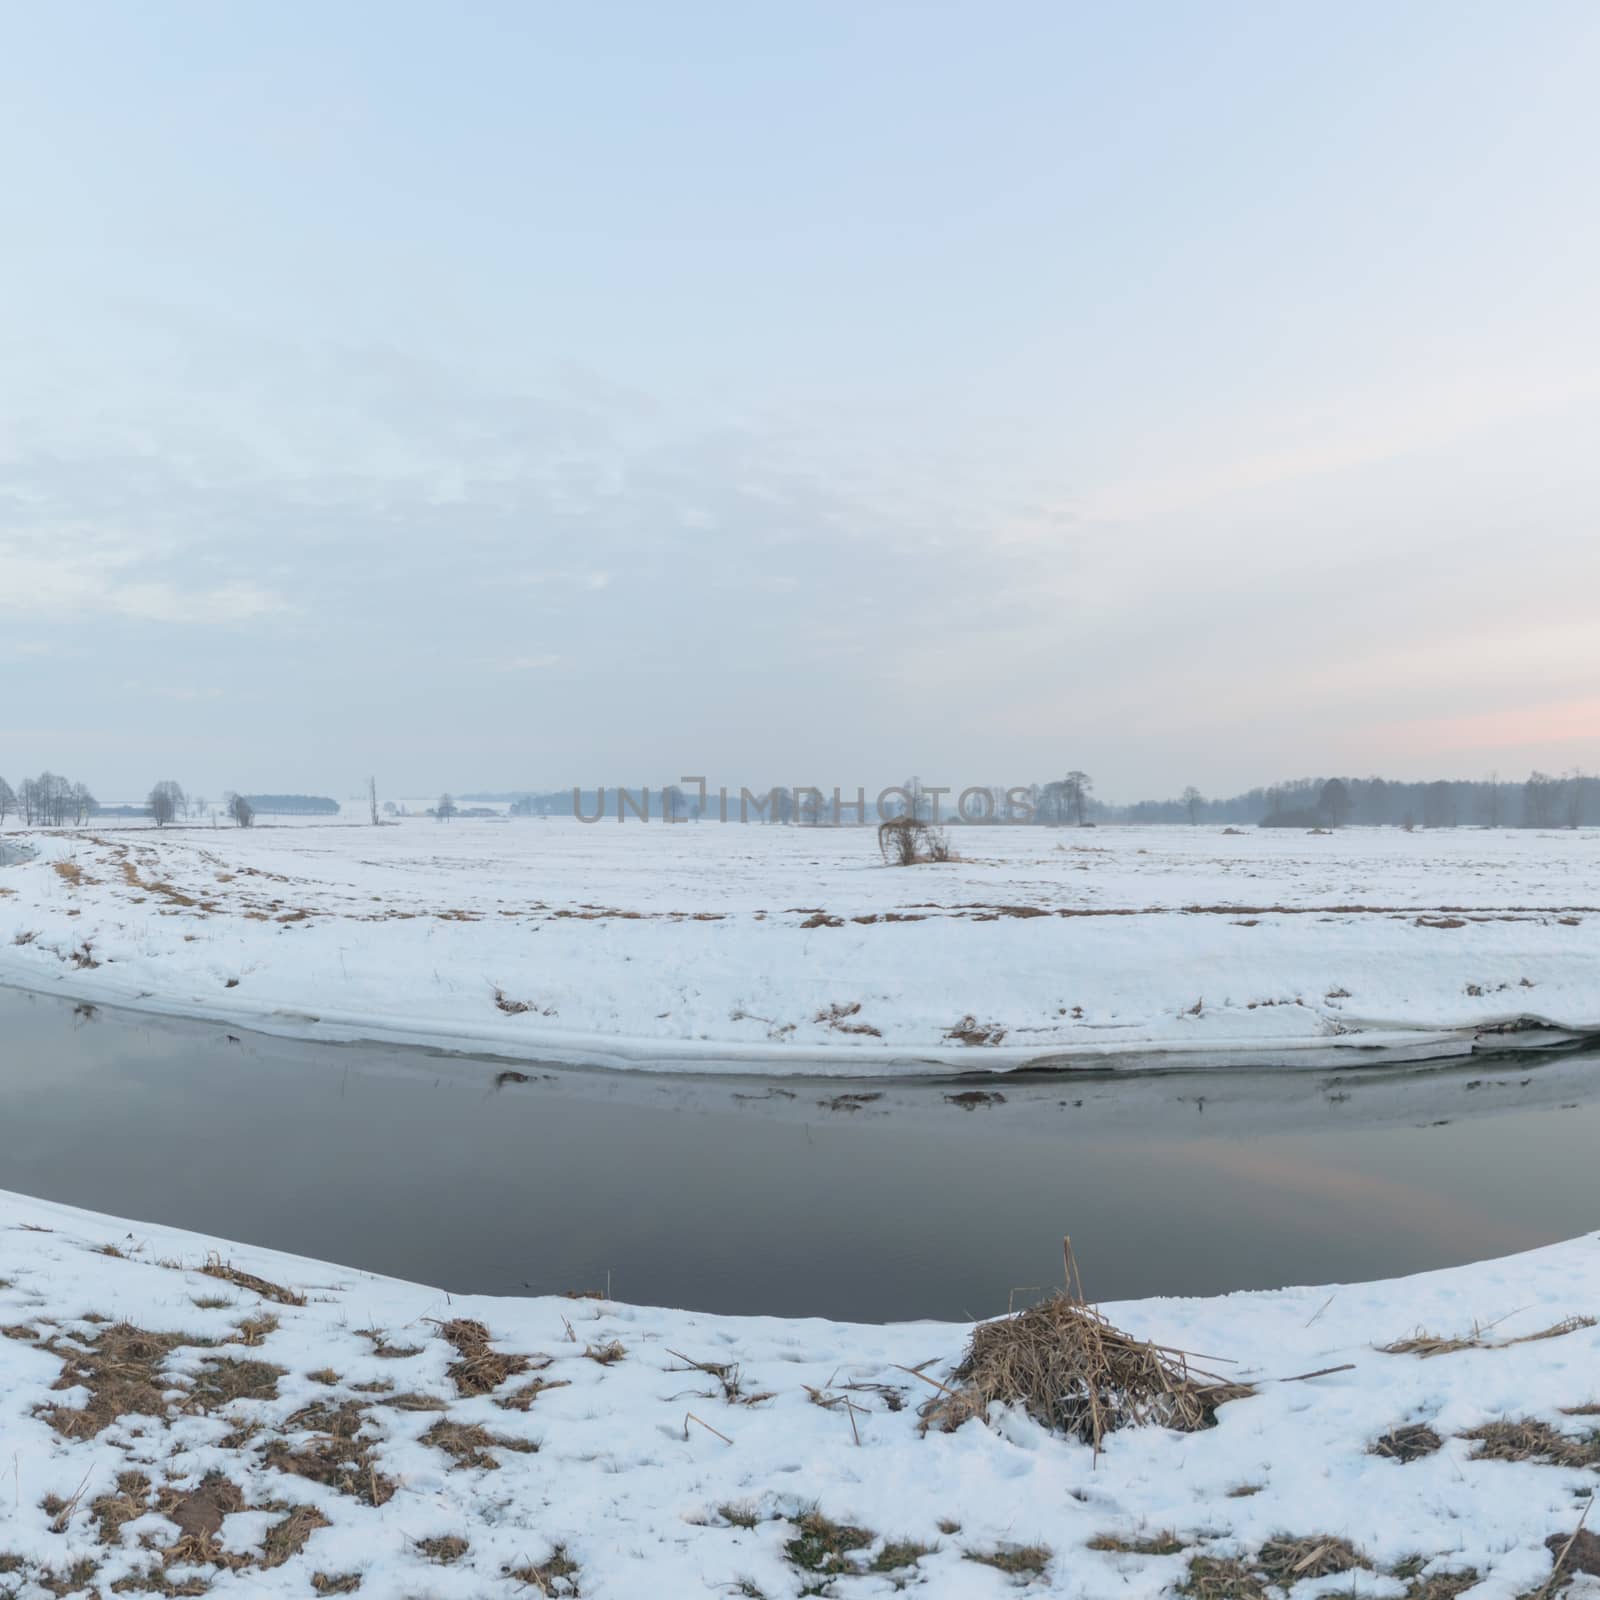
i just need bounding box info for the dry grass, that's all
[1461,1418,1600,1468]
[921,1272,1251,1450]
[665,1349,772,1407]
[1088,1530,1186,1555]
[1180,1556,1268,1599]
[90,1472,151,1545]
[233,1313,279,1346]
[495,1376,572,1411]
[583,1339,626,1366]
[421,1418,536,1470]
[785,1510,875,1576]
[37,1555,103,1594]
[812,1001,882,1037]
[356,1328,423,1359]
[198,1254,305,1307]
[942,1014,1008,1046]
[259,1504,330,1569]
[104,1565,211,1594]
[416,1535,469,1564]
[964,1544,1052,1579]
[1399,1569,1481,1600]
[1378,1329,1483,1357]
[506,1542,580,1594]
[186,1356,285,1411]
[1254,1535,1367,1586]
[38,1323,192,1438]
[1380,1315,1596,1358]
[379,1390,449,1412]
[434,1318,536,1395]
[263,1400,397,1506]
[870,1540,935,1572]
[310,1572,362,1593]
[1371,1423,1444,1462]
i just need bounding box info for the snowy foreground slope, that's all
[1,1190,1597,1598]
[2,820,1599,1071]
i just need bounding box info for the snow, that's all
[0,1188,1595,1597]
[2,820,1598,1072]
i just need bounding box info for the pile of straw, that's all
[921,1243,1252,1451]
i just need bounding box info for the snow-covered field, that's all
[1,1189,1596,1598]
[2,820,1598,1072]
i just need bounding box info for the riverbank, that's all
[2,820,1598,1072]
[2,1187,1596,1597]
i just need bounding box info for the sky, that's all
[2,0,1599,803]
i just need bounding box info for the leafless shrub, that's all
[877,817,955,866]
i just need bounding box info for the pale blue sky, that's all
[2,1,1598,799]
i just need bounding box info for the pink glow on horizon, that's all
[1373,696,1600,763]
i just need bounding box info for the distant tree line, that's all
[1110,770,1594,829]
[441,768,1597,831]
[0,772,97,827]
[0,773,261,830]
[242,794,338,816]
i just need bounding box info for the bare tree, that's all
[32,772,75,827]
[191,795,208,824]
[1479,771,1503,827]
[436,794,457,822]
[225,792,255,828]
[1422,780,1458,828]
[72,783,96,825]
[148,780,187,828]
[1524,770,1557,828]
[1318,777,1352,827]
[1181,786,1203,825]
[0,777,12,828]
[1363,777,1391,825]
[369,777,379,826]
[1064,770,1093,826]
[1565,769,1587,830]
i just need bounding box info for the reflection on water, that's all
[0,984,1596,1320]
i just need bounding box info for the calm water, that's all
[0,984,1596,1320]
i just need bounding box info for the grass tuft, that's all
[1370,1423,1444,1462]
[964,1544,1052,1580]
[432,1318,537,1395]
[199,1254,305,1307]
[506,1542,580,1594]
[1088,1531,1186,1555]
[785,1510,875,1576]
[1253,1535,1368,1586]
[1461,1418,1600,1468]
